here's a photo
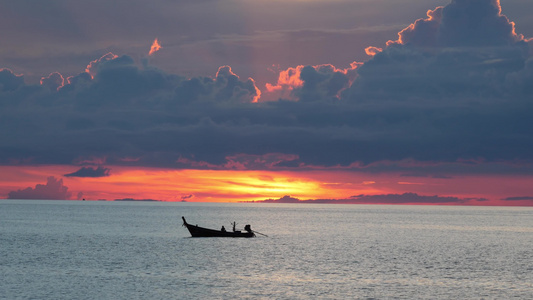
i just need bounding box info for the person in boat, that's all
[244,224,252,233]
[221,226,226,232]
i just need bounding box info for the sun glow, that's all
[2,165,533,206]
[0,166,354,202]
[85,168,352,202]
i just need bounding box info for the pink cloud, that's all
[8,176,72,200]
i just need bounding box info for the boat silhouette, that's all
[182,216,255,238]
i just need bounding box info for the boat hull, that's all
[182,217,255,238]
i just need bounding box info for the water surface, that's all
[1,200,532,299]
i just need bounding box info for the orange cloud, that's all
[85,52,118,78]
[264,62,361,101]
[387,7,443,46]
[365,46,383,57]
[250,77,261,103]
[148,38,162,56]
[265,65,305,94]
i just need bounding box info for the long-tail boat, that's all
[182,216,255,238]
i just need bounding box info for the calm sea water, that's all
[1,200,532,299]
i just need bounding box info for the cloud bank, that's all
[0,0,532,177]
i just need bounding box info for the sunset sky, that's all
[1,0,533,205]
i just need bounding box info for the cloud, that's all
[177,153,300,170]
[172,65,261,104]
[348,0,531,101]
[7,176,72,200]
[387,0,525,48]
[148,38,162,56]
[438,0,524,47]
[386,6,443,48]
[0,69,25,92]
[501,196,533,201]
[40,72,65,91]
[1,0,533,175]
[85,52,119,78]
[64,166,111,177]
[214,66,261,103]
[0,54,265,167]
[365,46,383,57]
[264,63,360,101]
[181,194,193,201]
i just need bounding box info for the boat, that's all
[182,216,255,238]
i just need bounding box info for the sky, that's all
[1,0,533,205]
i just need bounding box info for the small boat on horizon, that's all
[182,216,256,238]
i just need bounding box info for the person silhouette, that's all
[221,226,226,232]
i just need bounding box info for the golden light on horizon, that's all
[3,165,533,206]
[66,168,342,202]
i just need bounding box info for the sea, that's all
[1,200,532,299]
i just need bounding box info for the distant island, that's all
[247,194,486,205]
[246,195,355,204]
[114,198,161,202]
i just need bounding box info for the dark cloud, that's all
[265,63,359,102]
[501,196,533,201]
[40,72,64,91]
[7,176,72,200]
[438,0,523,47]
[0,0,533,175]
[181,194,193,201]
[296,65,351,102]
[0,69,25,92]
[64,166,111,178]
[348,0,530,100]
[0,54,264,167]
[389,0,524,48]
[400,173,453,179]
[199,66,260,103]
